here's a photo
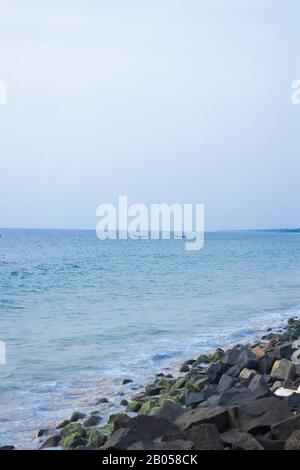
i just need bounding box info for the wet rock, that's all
[145,384,165,396]
[37,429,50,437]
[139,400,159,415]
[126,400,142,413]
[0,446,15,451]
[179,364,190,373]
[232,432,264,450]
[97,397,109,404]
[87,429,108,449]
[176,405,229,433]
[122,379,133,385]
[285,430,300,450]
[197,354,211,364]
[56,419,70,429]
[70,411,86,422]
[119,400,128,407]
[229,397,291,435]
[40,435,61,449]
[186,423,224,450]
[271,359,296,381]
[271,414,300,441]
[210,349,225,362]
[83,415,102,427]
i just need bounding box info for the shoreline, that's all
[4,314,300,451]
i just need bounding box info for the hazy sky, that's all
[0,0,299,230]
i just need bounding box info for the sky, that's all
[0,0,299,230]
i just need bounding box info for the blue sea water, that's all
[0,228,299,448]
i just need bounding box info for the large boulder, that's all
[285,430,300,450]
[275,343,293,360]
[248,374,271,399]
[175,406,229,433]
[206,362,228,384]
[102,415,183,450]
[218,387,259,407]
[217,374,237,393]
[155,400,185,423]
[271,414,300,441]
[228,397,291,435]
[271,360,296,381]
[186,424,224,450]
[232,432,264,450]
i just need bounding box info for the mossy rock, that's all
[156,378,175,389]
[138,400,158,415]
[87,429,108,449]
[126,400,142,413]
[211,348,225,362]
[61,422,86,439]
[196,354,211,364]
[145,384,165,396]
[172,377,187,390]
[158,394,176,407]
[107,413,130,430]
[185,377,209,393]
[62,432,86,450]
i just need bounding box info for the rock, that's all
[185,376,210,393]
[271,414,300,440]
[145,384,165,396]
[251,347,265,360]
[248,374,271,399]
[274,387,295,397]
[285,430,300,450]
[218,387,259,407]
[83,415,102,427]
[206,361,227,384]
[126,400,142,413]
[155,400,186,423]
[96,397,109,404]
[87,429,108,449]
[238,349,258,370]
[256,436,285,450]
[220,428,242,447]
[226,364,242,378]
[186,388,215,408]
[139,400,159,415]
[211,348,225,362]
[122,379,133,385]
[62,433,86,450]
[184,359,196,366]
[283,393,300,412]
[103,415,183,450]
[175,406,229,433]
[232,432,264,450]
[271,359,296,381]
[270,381,282,393]
[120,399,129,407]
[217,374,236,393]
[239,368,256,380]
[186,423,224,450]
[0,446,15,450]
[179,364,190,373]
[37,429,50,437]
[224,349,243,366]
[229,397,291,434]
[197,354,211,364]
[61,422,86,439]
[40,435,61,449]
[70,411,86,422]
[291,326,300,339]
[128,439,194,451]
[56,419,70,429]
[275,343,293,360]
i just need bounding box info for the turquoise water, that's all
[0,229,299,448]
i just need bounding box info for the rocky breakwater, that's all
[37,317,300,451]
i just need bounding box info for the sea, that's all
[0,228,299,448]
